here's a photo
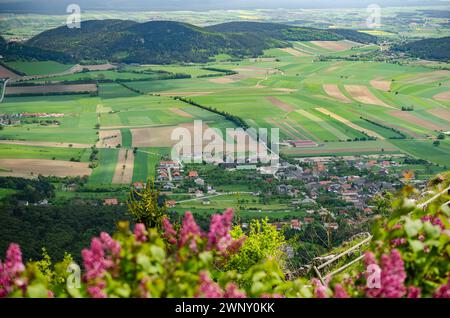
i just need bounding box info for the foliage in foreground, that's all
[1,173,450,298]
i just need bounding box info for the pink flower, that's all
[5,243,25,275]
[365,249,406,298]
[224,283,246,298]
[82,238,109,281]
[179,212,203,252]
[407,286,421,298]
[134,224,148,243]
[162,217,177,245]
[0,243,26,297]
[81,232,121,298]
[261,293,284,298]
[225,236,246,256]
[333,284,349,298]
[100,232,121,258]
[312,278,328,298]
[421,215,445,230]
[391,238,407,247]
[196,271,223,298]
[207,209,234,251]
[434,277,450,298]
[87,286,107,298]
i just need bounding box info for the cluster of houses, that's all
[0,113,64,126]
[157,161,183,182]
[271,217,339,232]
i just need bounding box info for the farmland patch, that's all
[0,159,91,178]
[345,85,393,108]
[316,108,385,139]
[323,84,352,103]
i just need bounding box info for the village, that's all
[90,153,429,238]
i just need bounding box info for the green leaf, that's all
[424,222,441,239]
[27,283,49,298]
[150,245,165,261]
[405,219,423,237]
[409,240,425,253]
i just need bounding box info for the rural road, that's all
[176,191,254,203]
[0,78,11,103]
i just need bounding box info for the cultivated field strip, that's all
[323,84,352,103]
[344,85,394,108]
[5,84,98,96]
[296,109,350,141]
[434,90,450,102]
[0,159,92,178]
[427,108,450,122]
[97,130,122,148]
[112,149,135,184]
[280,48,309,57]
[315,108,385,140]
[370,79,392,92]
[389,110,450,132]
[0,140,92,148]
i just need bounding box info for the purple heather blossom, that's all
[134,224,148,243]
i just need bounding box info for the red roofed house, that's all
[166,200,177,208]
[303,217,314,224]
[188,170,199,178]
[291,219,302,231]
[104,198,119,206]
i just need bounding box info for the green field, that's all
[1,40,450,184]
[6,61,74,75]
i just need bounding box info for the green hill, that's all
[206,21,378,43]
[26,20,285,64]
[393,36,450,61]
[24,20,378,64]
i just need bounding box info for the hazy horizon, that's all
[0,0,448,13]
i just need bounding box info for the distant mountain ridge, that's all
[24,20,377,64]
